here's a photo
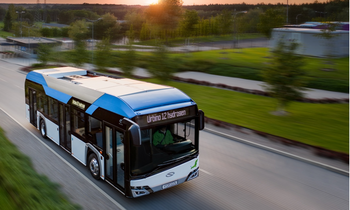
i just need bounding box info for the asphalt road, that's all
[0,60,348,210]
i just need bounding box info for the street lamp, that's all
[87,18,102,64]
[233,10,247,49]
[296,14,302,24]
[16,10,25,37]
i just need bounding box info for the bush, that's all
[307,78,349,93]
[0,128,80,210]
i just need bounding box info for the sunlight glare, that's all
[145,0,159,5]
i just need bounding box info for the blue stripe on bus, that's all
[88,93,136,118]
[26,71,47,86]
[86,104,99,115]
[120,88,192,112]
[43,86,72,103]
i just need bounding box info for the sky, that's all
[3,0,328,6]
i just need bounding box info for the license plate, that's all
[162,180,178,189]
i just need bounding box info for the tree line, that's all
[1,0,348,42]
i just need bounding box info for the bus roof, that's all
[26,67,195,118]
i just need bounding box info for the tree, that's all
[124,11,144,40]
[180,10,199,37]
[145,0,183,39]
[148,44,175,81]
[37,43,54,65]
[217,9,234,35]
[238,8,263,33]
[3,9,12,32]
[94,13,121,41]
[313,22,339,71]
[257,8,285,38]
[262,39,306,115]
[119,45,136,78]
[68,19,89,40]
[69,40,89,67]
[94,37,112,71]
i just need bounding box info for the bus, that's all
[25,67,204,198]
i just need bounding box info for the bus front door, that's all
[59,104,71,152]
[104,124,125,191]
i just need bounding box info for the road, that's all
[0,60,348,210]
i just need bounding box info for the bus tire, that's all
[88,153,100,180]
[39,119,47,139]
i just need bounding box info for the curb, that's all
[204,127,349,176]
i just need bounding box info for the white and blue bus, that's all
[25,67,204,198]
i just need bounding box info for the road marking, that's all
[199,169,213,176]
[204,127,349,176]
[0,107,127,210]
[0,77,6,82]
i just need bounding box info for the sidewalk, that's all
[2,57,349,174]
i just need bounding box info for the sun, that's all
[145,0,159,5]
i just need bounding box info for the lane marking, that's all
[0,107,127,210]
[199,169,213,176]
[204,127,349,176]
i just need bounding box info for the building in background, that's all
[270,27,349,58]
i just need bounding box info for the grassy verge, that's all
[0,128,80,210]
[144,79,349,154]
[0,22,13,38]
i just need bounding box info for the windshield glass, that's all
[130,118,197,176]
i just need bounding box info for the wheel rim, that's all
[40,122,46,136]
[90,158,99,176]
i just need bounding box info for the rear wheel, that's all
[39,119,47,139]
[88,153,100,180]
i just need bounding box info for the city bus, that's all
[25,67,204,198]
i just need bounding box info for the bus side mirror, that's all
[198,110,205,130]
[128,124,141,147]
[122,118,141,147]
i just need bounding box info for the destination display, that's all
[136,107,194,127]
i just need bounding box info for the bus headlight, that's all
[186,167,199,181]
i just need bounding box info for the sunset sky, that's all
[5,0,328,6]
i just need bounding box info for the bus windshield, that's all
[130,118,197,176]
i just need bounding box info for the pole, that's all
[286,0,289,24]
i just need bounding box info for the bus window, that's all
[72,109,85,137]
[88,116,102,148]
[37,92,48,115]
[131,119,197,176]
[49,98,59,122]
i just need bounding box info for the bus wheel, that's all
[40,119,47,139]
[88,153,100,180]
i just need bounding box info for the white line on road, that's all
[0,107,127,210]
[199,169,213,176]
[204,127,349,176]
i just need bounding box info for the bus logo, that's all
[166,172,175,177]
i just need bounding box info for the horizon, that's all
[1,0,330,6]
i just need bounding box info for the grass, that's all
[0,128,80,210]
[144,79,349,154]
[0,22,13,38]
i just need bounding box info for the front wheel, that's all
[88,153,100,180]
[39,119,47,139]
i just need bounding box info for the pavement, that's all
[1,56,348,175]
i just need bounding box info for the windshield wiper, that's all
[158,154,191,166]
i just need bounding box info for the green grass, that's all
[144,79,349,154]
[0,22,13,38]
[0,128,80,210]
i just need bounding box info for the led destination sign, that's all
[147,109,188,123]
[136,107,192,127]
